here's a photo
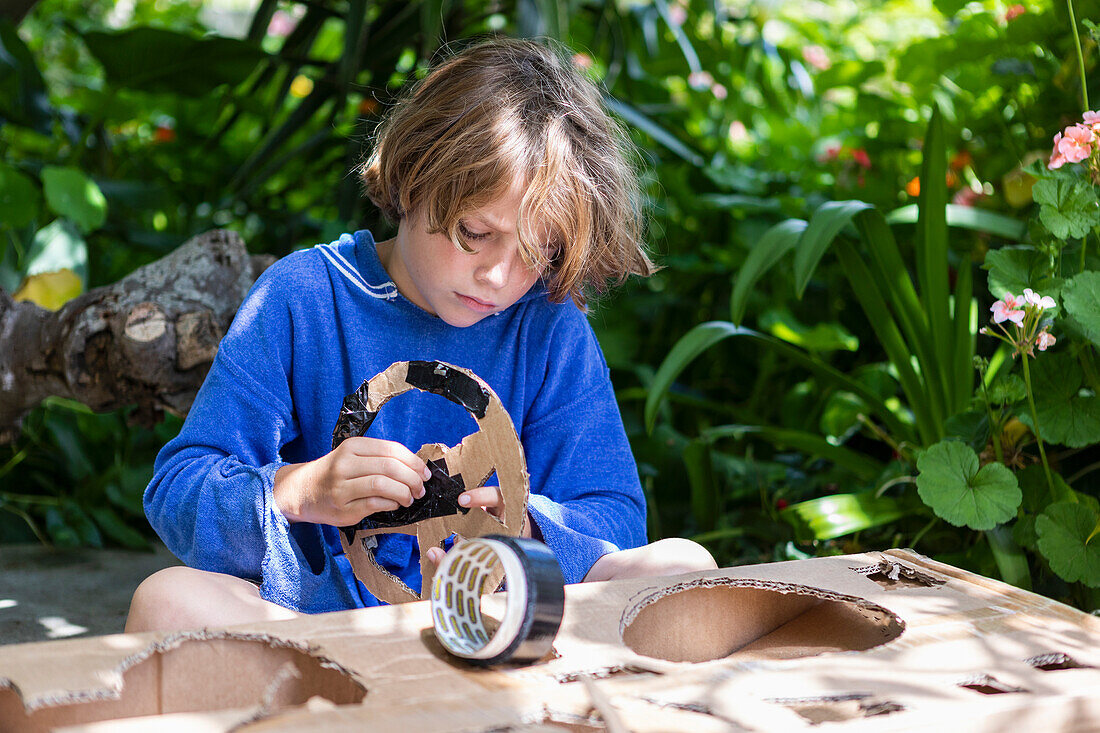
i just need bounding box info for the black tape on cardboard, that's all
[331,380,377,451]
[430,535,565,666]
[406,360,490,419]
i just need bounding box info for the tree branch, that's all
[0,229,273,442]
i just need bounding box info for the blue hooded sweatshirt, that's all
[144,230,647,612]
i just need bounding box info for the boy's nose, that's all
[476,254,511,288]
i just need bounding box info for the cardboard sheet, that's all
[3,549,1100,731]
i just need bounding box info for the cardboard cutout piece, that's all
[5,550,1100,731]
[333,361,529,604]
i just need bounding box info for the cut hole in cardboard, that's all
[958,675,1028,695]
[1026,652,1092,671]
[1,635,365,732]
[771,694,905,725]
[621,579,904,663]
[852,560,945,590]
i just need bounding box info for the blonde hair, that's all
[360,38,656,306]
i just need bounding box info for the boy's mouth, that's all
[457,293,496,312]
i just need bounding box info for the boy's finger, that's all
[343,496,400,522]
[347,474,416,507]
[424,547,446,566]
[342,437,432,481]
[353,457,427,499]
[457,485,502,509]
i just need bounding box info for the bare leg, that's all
[583,537,717,583]
[125,566,301,633]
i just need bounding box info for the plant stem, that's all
[1067,0,1089,111]
[976,362,1005,464]
[1021,354,1057,497]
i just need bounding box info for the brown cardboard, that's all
[4,548,1100,732]
[336,361,530,604]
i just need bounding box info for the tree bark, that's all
[0,230,273,442]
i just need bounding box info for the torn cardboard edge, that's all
[5,549,1100,732]
[2,629,364,713]
[332,361,531,604]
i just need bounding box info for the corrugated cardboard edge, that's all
[617,575,907,636]
[2,629,365,714]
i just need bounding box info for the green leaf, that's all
[793,200,873,298]
[683,439,717,532]
[25,219,87,284]
[915,440,1021,530]
[986,373,1026,405]
[1032,175,1100,240]
[0,21,52,132]
[983,247,1058,301]
[45,507,81,548]
[729,219,807,324]
[943,410,990,453]
[83,28,267,96]
[1025,395,1100,449]
[986,525,1031,589]
[606,98,703,167]
[1021,351,1100,448]
[885,203,1026,240]
[819,391,866,444]
[780,493,915,541]
[915,106,951,383]
[60,501,103,548]
[1036,502,1100,586]
[703,423,885,481]
[1013,515,1039,553]
[88,505,151,550]
[1061,271,1100,347]
[759,308,858,353]
[41,167,107,234]
[0,162,40,228]
[644,322,911,441]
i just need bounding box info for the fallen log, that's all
[0,229,273,442]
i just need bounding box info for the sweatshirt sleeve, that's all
[143,254,357,612]
[521,306,648,584]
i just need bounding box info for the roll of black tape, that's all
[430,535,565,665]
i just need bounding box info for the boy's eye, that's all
[458,221,489,241]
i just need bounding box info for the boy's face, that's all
[384,180,546,328]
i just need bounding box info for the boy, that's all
[127,38,715,632]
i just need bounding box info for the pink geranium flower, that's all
[1084,111,1100,134]
[991,293,1026,325]
[1057,125,1093,164]
[802,45,831,71]
[1021,288,1056,311]
[688,71,713,90]
[1036,330,1056,351]
[1049,132,1067,169]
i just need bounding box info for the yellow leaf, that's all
[13,269,83,310]
[290,75,314,98]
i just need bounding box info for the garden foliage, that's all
[2,0,1099,610]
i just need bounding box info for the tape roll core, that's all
[431,536,564,665]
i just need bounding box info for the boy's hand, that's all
[273,437,431,526]
[421,487,535,566]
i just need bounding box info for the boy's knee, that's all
[585,537,718,582]
[645,537,718,575]
[126,566,195,633]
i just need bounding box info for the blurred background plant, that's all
[2,0,1098,610]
